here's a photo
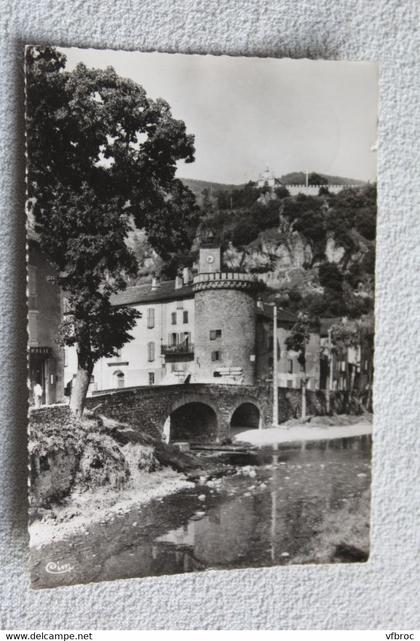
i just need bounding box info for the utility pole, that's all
[272,305,279,426]
[326,327,333,414]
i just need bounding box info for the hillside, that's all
[208,184,376,319]
[180,172,365,198]
[278,172,365,186]
[180,178,246,201]
[129,179,376,322]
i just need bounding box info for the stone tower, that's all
[193,245,262,385]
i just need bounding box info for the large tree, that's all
[26,46,197,415]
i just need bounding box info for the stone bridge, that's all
[86,383,330,443]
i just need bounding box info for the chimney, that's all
[175,275,183,290]
[151,277,159,291]
[182,267,192,284]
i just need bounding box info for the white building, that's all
[65,273,196,394]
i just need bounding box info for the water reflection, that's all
[31,435,371,588]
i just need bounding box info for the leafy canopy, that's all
[26,46,197,368]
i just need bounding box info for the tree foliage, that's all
[26,46,197,412]
[308,172,328,186]
[285,313,311,369]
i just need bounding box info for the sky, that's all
[61,48,378,185]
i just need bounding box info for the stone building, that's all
[27,228,65,405]
[192,244,262,385]
[65,245,321,394]
[256,302,320,390]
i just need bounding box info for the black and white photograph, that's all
[26,47,377,589]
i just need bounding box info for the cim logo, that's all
[45,560,74,575]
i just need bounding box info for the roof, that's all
[111,280,194,306]
[256,303,297,325]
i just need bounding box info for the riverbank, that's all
[30,434,372,588]
[30,467,194,548]
[233,414,372,447]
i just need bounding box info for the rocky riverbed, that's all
[30,433,372,588]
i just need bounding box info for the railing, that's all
[193,272,258,284]
[161,342,195,355]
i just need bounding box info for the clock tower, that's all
[199,245,221,274]
[193,243,263,387]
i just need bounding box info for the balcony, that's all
[161,341,195,361]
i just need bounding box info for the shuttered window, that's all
[147,308,155,329]
[147,341,155,362]
[28,311,39,345]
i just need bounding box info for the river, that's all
[31,435,371,588]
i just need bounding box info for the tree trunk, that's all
[69,364,93,417]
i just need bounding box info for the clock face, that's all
[206,255,215,264]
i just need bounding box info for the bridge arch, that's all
[230,400,262,431]
[166,396,219,443]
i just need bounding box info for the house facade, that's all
[28,231,65,405]
[256,303,320,390]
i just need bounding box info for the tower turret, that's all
[193,246,263,385]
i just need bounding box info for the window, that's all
[288,359,293,374]
[211,350,221,361]
[170,332,178,346]
[183,310,189,324]
[287,379,293,388]
[268,356,274,367]
[210,329,222,340]
[171,312,177,325]
[148,372,155,385]
[28,266,37,309]
[28,311,39,345]
[147,308,155,329]
[268,336,274,350]
[113,371,125,389]
[147,341,155,362]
